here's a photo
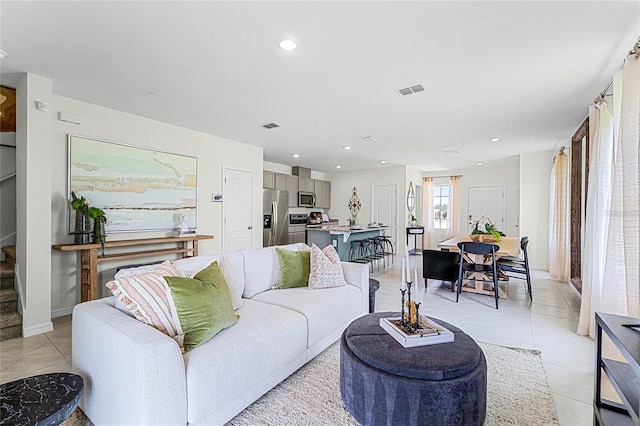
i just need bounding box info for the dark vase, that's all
[73,211,92,244]
[93,220,106,243]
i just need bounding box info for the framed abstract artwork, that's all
[68,134,197,233]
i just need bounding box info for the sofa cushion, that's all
[219,251,245,310]
[106,261,182,337]
[275,247,311,289]
[309,244,347,289]
[164,262,239,352]
[184,299,307,424]
[251,284,361,347]
[241,244,310,298]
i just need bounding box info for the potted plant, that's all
[470,214,505,242]
[409,214,418,227]
[86,206,107,243]
[70,192,108,244]
[70,191,92,244]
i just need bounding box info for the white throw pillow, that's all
[308,244,347,289]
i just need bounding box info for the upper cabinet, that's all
[263,171,275,189]
[277,173,299,207]
[299,177,314,192]
[263,170,330,209]
[315,180,331,209]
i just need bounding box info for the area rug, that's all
[64,341,558,426]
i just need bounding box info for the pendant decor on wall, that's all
[347,187,361,225]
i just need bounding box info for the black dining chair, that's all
[457,241,500,309]
[497,237,532,301]
[422,249,460,292]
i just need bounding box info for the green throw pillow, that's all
[164,262,238,352]
[275,248,311,289]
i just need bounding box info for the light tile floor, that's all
[0,258,614,425]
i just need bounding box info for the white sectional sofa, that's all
[72,243,369,425]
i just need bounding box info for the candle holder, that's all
[398,279,423,335]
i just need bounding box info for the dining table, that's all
[437,235,521,299]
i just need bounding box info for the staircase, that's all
[1,245,22,341]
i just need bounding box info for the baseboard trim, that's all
[23,321,53,337]
[52,306,74,318]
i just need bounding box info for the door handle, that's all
[248,226,252,230]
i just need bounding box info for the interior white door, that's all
[372,184,398,250]
[223,168,253,251]
[467,185,504,233]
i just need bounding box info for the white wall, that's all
[426,157,521,238]
[49,95,264,316]
[519,151,554,269]
[327,165,409,252]
[17,73,53,336]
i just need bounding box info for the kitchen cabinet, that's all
[593,312,640,426]
[299,177,314,192]
[275,173,299,207]
[315,180,331,209]
[263,171,275,189]
[288,224,306,244]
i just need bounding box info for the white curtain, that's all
[422,178,436,249]
[446,176,461,240]
[549,151,571,282]
[578,51,640,338]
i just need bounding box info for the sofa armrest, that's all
[72,297,187,425]
[341,262,369,314]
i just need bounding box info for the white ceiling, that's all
[1,1,638,173]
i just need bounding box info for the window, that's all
[434,185,451,229]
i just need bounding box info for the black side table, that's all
[0,373,84,426]
[369,278,380,313]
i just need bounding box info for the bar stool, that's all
[375,235,395,265]
[366,238,385,271]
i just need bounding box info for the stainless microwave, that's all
[298,191,316,207]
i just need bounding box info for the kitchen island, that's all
[306,225,387,261]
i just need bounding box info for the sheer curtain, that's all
[446,176,461,240]
[578,49,640,338]
[549,150,571,282]
[422,178,436,249]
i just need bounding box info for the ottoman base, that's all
[340,314,487,426]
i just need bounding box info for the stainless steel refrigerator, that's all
[263,189,289,247]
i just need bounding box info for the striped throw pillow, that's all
[106,261,183,338]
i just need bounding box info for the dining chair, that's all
[457,241,500,309]
[422,249,460,291]
[497,237,532,301]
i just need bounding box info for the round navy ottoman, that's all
[340,312,487,426]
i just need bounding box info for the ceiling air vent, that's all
[397,84,427,96]
[262,122,280,129]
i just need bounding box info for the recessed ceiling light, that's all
[335,165,342,169]
[0,50,7,59]
[343,146,352,150]
[291,154,299,158]
[362,136,376,142]
[476,162,484,166]
[279,39,297,51]
[489,137,501,142]
[379,160,387,164]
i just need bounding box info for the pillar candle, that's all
[414,268,418,287]
[406,253,410,282]
[401,258,406,290]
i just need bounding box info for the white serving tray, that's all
[379,316,454,348]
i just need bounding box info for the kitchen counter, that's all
[306,226,388,261]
